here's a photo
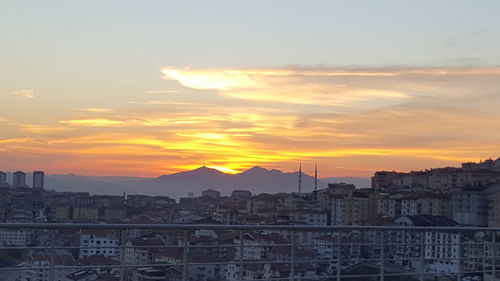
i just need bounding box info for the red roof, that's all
[78,255,120,265]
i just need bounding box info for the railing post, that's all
[182,230,188,281]
[457,232,463,281]
[290,230,295,281]
[420,230,425,281]
[119,228,127,281]
[380,230,384,281]
[336,232,341,281]
[482,232,486,273]
[493,231,497,279]
[49,229,55,281]
[239,231,243,281]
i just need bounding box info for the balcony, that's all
[0,223,499,281]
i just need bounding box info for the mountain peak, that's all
[195,165,218,172]
[157,166,225,180]
[243,166,268,173]
[185,166,225,174]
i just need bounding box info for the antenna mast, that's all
[298,162,302,193]
[314,162,318,192]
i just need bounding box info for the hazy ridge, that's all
[5,168,370,198]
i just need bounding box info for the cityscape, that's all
[2,1,500,281]
[1,157,500,280]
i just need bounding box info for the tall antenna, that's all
[298,162,302,193]
[314,162,318,192]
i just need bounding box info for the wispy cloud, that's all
[21,124,73,134]
[145,89,181,94]
[162,66,500,113]
[60,119,126,127]
[80,108,112,113]
[10,89,35,99]
[161,67,409,109]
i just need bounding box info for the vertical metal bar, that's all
[290,230,295,281]
[336,231,341,281]
[420,230,425,281]
[457,232,463,281]
[482,232,486,273]
[493,231,497,279]
[119,228,127,281]
[380,230,385,281]
[466,230,473,275]
[182,230,188,281]
[49,229,55,281]
[239,231,243,281]
[469,231,474,274]
[402,229,406,268]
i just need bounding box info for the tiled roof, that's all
[405,215,458,227]
[29,253,75,265]
[78,255,120,265]
[81,229,116,238]
[128,238,166,247]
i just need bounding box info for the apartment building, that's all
[79,229,118,259]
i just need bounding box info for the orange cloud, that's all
[2,66,500,177]
[161,67,408,107]
[61,119,126,127]
[21,124,74,134]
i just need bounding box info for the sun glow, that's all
[162,68,259,90]
[206,165,239,174]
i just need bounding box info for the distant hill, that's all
[23,166,371,198]
[123,166,328,198]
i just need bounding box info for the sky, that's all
[1,0,500,177]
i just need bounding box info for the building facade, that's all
[13,171,26,188]
[33,171,45,190]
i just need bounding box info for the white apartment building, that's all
[21,251,76,281]
[419,195,452,217]
[377,196,394,217]
[287,209,328,225]
[227,262,315,281]
[425,231,460,273]
[377,193,405,218]
[489,190,500,227]
[312,235,338,260]
[234,236,264,260]
[234,232,288,260]
[153,249,228,281]
[0,229,33,246]
[125,238,166,265]
[214,204,248,225]
[188,257,229,281]
[394,215,459,272]
[79,229,118,259]
[452,189,491,227]
[330,195,346,225]
[312,235,361,263]
[401,197,419,216]
[227,263,267,281]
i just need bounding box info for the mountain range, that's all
[7,167,371,198]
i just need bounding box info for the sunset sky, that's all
[1,1,500,177]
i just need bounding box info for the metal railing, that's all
[0,223,499,281]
